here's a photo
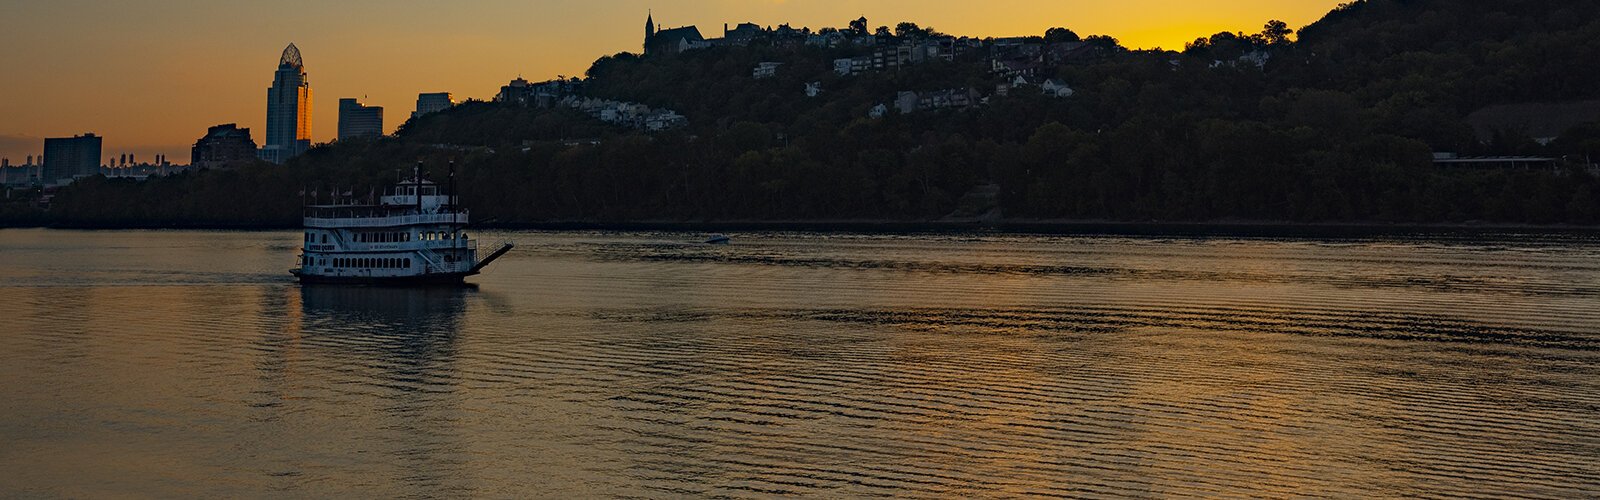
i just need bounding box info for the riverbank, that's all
[9,218,1600,238]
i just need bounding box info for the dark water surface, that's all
[1,229,1598,498]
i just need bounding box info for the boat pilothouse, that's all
[291,166,514,285]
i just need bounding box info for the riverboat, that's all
[291,167,513,285]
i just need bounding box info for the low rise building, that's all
[753,62,783,79]
[413,92,455,119]
[191,124,259,169]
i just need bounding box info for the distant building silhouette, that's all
[645,12,704,56]
[191,124,258,169]
[724,22,764,42]
[337,98,383,140]
[42,133,102,186]
[645,11,654,52]
[260,43,312,164]
[497,77,532,104]
[413,92,455,119]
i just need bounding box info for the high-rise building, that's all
[337,98,383,140]
[42,133,102,185]
[412,92,455,119]
[192,124,259,169]
[260,43,312,164]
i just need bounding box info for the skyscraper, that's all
[337,98,383,140]
[260,43,312,164]
[42,133,102,185]
[412,92,455,119]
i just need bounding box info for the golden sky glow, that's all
[0,0,1344,162]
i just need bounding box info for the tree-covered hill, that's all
[32,0,1600,227]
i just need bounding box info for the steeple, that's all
[645,10,656,54]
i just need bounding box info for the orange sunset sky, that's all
[0,0,1345,163]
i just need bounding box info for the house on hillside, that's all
[996,75,1035,96]
[753,62,783,79]
[1043,42,1103,65]
[834,56,874,76]
[896,88,981,114]
[723,22,765,44]
[992,59,1040,78]
[896,92,920,114]
[833,58,854,76]
[1041,79,1074,98]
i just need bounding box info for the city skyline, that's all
[0,0,1344,162]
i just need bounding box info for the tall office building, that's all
[412,92,455,119]
[42,133,102,185]
[337,98,383,140]
[260,43,312,164]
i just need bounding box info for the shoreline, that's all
[7,219,1600,237]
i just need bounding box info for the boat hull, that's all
[291,269,479,286]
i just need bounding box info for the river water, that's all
[0,228,1597,498]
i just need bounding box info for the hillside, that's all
[31,0,1600,227]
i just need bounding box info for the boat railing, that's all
[304,212,467,228]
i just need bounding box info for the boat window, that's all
[321,234,328,244]
[404,258,411,268]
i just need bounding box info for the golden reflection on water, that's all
[0,229,1597,497]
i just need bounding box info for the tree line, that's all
[25,0,1600,227]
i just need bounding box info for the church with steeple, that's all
[643,11,704,56]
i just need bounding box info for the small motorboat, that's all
[704,234,731,245]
